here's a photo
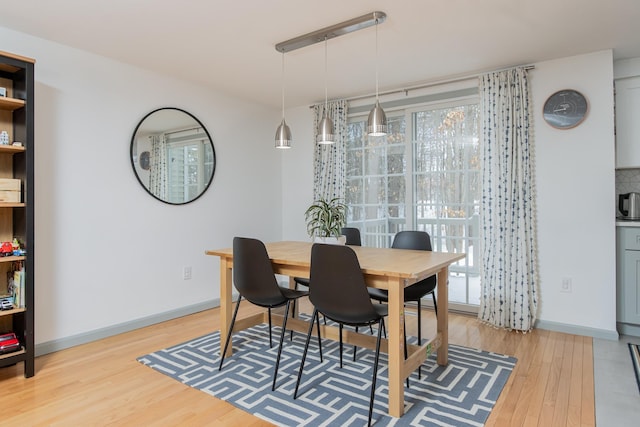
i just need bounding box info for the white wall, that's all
[0,26,282,346]
[282,50,618,338]
[533,50,616,336]
[281,105,316,241]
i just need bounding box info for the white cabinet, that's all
[615,76,640,168]
[617,227,640,328]
[622,249,640,325]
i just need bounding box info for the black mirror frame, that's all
[130,107,216,205]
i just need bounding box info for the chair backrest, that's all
[309,244,378,324]
[341,227,362,246]
[233,237,285,306]
[391,230,432,252]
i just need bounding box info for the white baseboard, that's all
[535,319,619,341]
[617,322,640,337]
[35,298,621,357]
[35,299,220,357]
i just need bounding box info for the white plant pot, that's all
[312,235,346,245]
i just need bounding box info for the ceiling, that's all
[1,0,639,109]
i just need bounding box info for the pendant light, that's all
[274,11,386,143]
[275,51,292,149]
[367,17,387,136]
[316,36,335,144]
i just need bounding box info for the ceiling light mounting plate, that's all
[275,11,386,53]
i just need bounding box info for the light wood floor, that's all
[0,302,594,426]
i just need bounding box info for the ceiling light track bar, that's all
[275,11,386,53]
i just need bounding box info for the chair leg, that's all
[339,324,344,368]
[417,299,422,346]
[272,300,292,391]
[294,309,319,399]
[417,299,422,380]
[357,324,374,360]
[268,307,273,348]
[368,318,384,427]
[403,315,408,361]
[382,316,386,338]
[375,299,388,338]
[353,326,358,362]
[404,315,409,388]
[315,312,323,363]
[219,296,242,371]
[289,299,295,341]
[432,290,438,316]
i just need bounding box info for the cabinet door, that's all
[623,249,640,324]
[622,227,640,250]
[616,76,640,168]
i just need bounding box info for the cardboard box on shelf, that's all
[0,179,20,202]
[0,179,20,191]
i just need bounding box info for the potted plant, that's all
[305,197,348,244]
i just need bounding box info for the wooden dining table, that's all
[206,240,465,418]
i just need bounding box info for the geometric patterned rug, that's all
[138,322,516,426]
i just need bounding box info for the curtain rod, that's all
[164,126,203,136]
[310,64,535,107]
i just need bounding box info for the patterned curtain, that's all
[312,99,348,201]
[478,67,538,331]
[149,134,167,200]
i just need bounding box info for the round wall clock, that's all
[543,89,588,129]
[139,151,150,170]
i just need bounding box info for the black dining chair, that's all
[294,243,387,427]
[340,227,362,246]
[293,227,364,358]
[367,230,437,379]
[218,237,316,391]
[293,227,362,292]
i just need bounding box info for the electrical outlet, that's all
[561,277,572,293]
[183,266,192,280]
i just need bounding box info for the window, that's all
[346,97,481,310]
[346,115,407,248]
[166,129,214,204]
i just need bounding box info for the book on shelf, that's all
[10,262,24,308]
[14,270,24,308]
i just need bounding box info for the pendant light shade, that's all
[367,99,387,136]
[367,18,387,136]
[275,52,292,149]
[316,115,335,144]
[275,118,292,148]
[316,37,335,144]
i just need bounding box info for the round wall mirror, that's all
[130,108,216,205]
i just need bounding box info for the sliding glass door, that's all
[346,99,481,311]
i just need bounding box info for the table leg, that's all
[436,266,449,366]
[387,277,405,417]
[220,258,233,357]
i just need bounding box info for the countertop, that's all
[616,220,640,227]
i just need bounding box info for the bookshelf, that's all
[0,50,34,377]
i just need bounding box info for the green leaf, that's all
[304,197,348,238]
